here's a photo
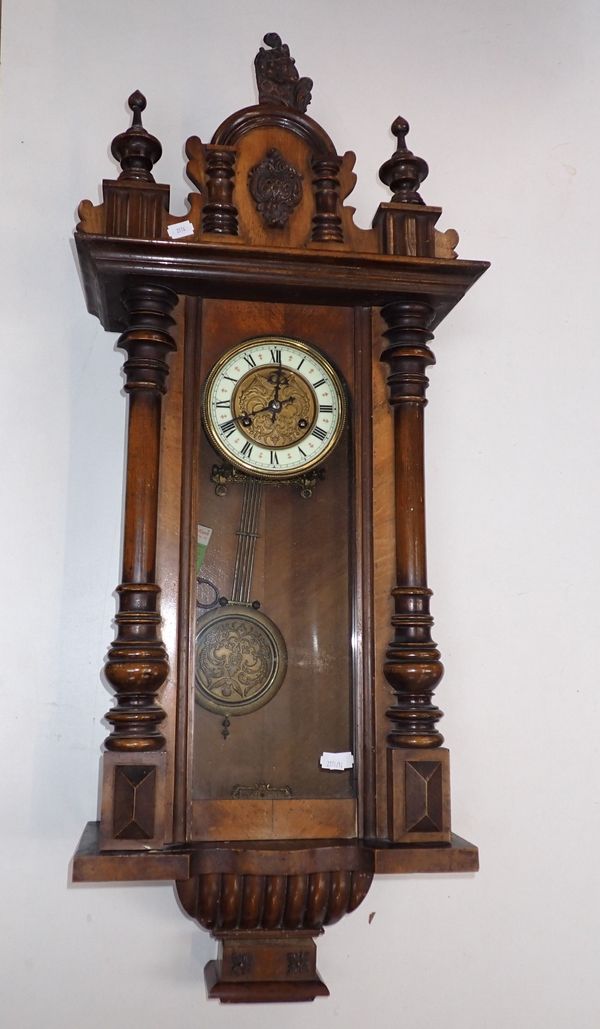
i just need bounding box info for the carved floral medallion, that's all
[248,149,303,228]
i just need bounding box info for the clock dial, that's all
[203,336,346,478]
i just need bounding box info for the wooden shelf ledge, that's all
[369,833,478,874]
[71,822,478,883]
[71,822,192,882]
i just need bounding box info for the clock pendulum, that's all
[194,475,288,730]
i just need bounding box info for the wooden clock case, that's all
[71,33,488,1002]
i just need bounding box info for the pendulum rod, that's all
[230,478,264,604]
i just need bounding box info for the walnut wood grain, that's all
[191,799,356,841]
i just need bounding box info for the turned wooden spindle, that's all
[103,283,178,752]
[379,299,444,749]
[202,146,238,235]
[311,155,343,242]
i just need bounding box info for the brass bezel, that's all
[202,335,347,480]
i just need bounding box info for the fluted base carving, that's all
[176,857,373,1003]
[176,867,372,932]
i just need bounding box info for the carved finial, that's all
[254,32,313,113]
[110,91,162,183]
[128,89,146,126]
[379,117,429,205]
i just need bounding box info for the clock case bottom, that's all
[72,822,478,1003]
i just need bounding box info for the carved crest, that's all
[254,32,313,112]
[248,148,303,228]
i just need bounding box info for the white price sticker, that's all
[320,752,354,772]
[167,219,195,239]
[197,526,213,548]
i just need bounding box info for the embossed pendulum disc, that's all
[195,603,288,716]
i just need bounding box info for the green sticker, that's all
[196,525,213,572]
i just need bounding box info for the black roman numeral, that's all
[241,441,254,458]
[270,348,282,364]
[298,446,307,457]
[313,378,325,389]
[220,419,236,437]
[319,404,333,413]
[215,400,230,409]
[243,353,256,367]
[312,426,327,441]
[297,357,305,371]
[270,451,279,465]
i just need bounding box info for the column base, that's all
[99,750,167,850]
[387,747,451,843]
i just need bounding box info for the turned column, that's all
[380,299,443,748]
[99,283,177,848]
[379,299,450,844]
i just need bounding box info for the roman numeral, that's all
[312,426,327,441]
[215,400,230,408]
[241,441,253,458]
[270,348,282,364]
[243,353,256,367]
[298,446,307,458]
[313,378,325,389]
[220,419,236,437]
[297,357,305,371]
[270,451,279,465]
[319,404,333,413]
[223,375,237,383]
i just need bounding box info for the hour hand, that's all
[232,410,254,428]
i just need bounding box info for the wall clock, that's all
[72,32,488,1002]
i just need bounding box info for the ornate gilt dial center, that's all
[233,364,316,449]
